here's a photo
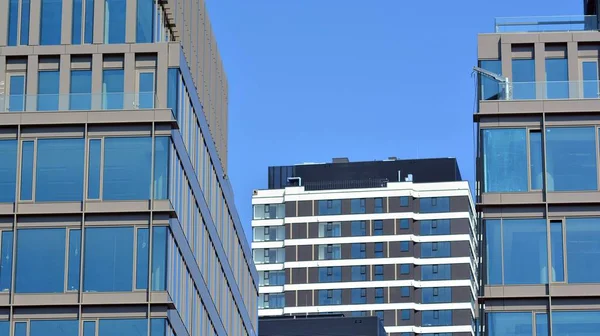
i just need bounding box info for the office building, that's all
[258,315,387,336]
[475,2,600,334]
[0,0,257,335]
[252,158,478,336]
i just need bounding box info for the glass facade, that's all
[40,0,62,45]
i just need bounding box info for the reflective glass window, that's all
[318,200,342,215]
[253,204,285,219]
[8,75,26,111]
[373,220,383,236]
[400,196,409,207]
[400,264,410,275]
[83,321,95,336]
[374,265,383,281]
[136,228,149,289]
[0,232,13,291]
[546,127,597,191]
[72,0,83,44]
[351,221,366,236]
[36,138,85,201]
[87,139,101,199]
[151,226,167,291]
[545,58,569,99]
[70,70,92,110]
[530,130,543,190]
[318,267,341,282]
[398,219,409,230]
[104,0,126,43]
[153,137,169,200]
[421,242,451,258]
[16,228,66,293]
[536,313,549,336]
[0,321,8,336]
[582,61,599,98]
[84,227,134,292]
[253,226,285,242]
[15,322,26,336]
[400,241,410,252]
[351,288,366,304]
[167,68,179,117]
[138,72,155,108]
[552,311,600,335]
[486,219,502,285]
[351,243,366,259]
[98,319,148,336]
[136,0,154,42]
[374,242,384,258]
[375,287,384,303]
[483,128,528,192]
[566,218,600,283]
[487,312,533,336]
[419,197,450,213]
[40,0,62,45]
[420,219,450,235]
[20,0,31,45]
[422,287,452,303]
[351,266,366,281]
[103,137,152,200]
[150,319,167,336]
[67,229,81,291]
[402,310,411,320]
[318,244,341,260]
[422,310,452,327]
[20,141,34,201]
[30,320,78,336]
[505,218,548,284]
[421,265,451,281]
[374,198,384,213]
[512,59,536,99]
[319,222,341,238]
[102,69,124,109]
[351,198,366,214]
[38,70,60,111]
[8,0,19,46]
[550,221,565,282]
[318,289,342,305]
[0,140,18,202]
[479,60,503,100]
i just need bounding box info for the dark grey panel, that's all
[452,309,473,326]
[384,264,396,281]
[259,316,384,336]
[285,291,296,307]
[452,263,472,280]
[285,246,297,262]
[396,264,413,280]
[341,288,352,305]
[366,243,375,258]
[285,224,291,239]
[297,290,313,307]
[365,198,375,214]
[388,242,401,258]
[383,219,394,235]
[341,199,352,215]
[285,268,292,284]
[383,310,396,327]
[388,196,412,213]
[285,201,297,217]
[414,265,421,281]
[341,244,352,259]
[341,220,352,236]
[453,286,473,303]
[390,287,413,303]
[451,218,471,235]
[450,195,470,212]
[308,223,318,238]
[451,241,471,258]
[308,268,318,284]
[293,223,307,239]
[297,245,312,262]
[298,201,312,216]
[341,266,352,282]
[291,268,307,284]
[395,309,414,326]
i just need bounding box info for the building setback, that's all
[0,0,257,336]
[476,2,600,334]
[252,158,478,336]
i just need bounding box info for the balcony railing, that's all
[495,15,598,33]
[0,92,157,112]
[484,80,600,101]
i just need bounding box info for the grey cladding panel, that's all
[297,245,312,261]
[453,286,473,303]
[291,268,307,284]
[341,199,352,215]
[308,223,318,238]
[451,241,471,258]
[365,198,375,213]
[384,264,395,280]
[383,219,394,235]
[285,291,296,307]
[451,218,471,235]
[452,263,472,280]
[293,223,307,239]
[285,246,297,262]
[285,201,296,217]
[452,309,473,326]
[297,290,312,306]
[383,310,396,327]
[450,195,470,212]
[298,201,312,216]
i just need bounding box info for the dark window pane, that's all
[422,310,452,327]
[67,229,81,291]
[84,227,134,292]
[72,0,82,44]
[351,221,366,236]
[167,68,179,118]
[0,232,13,291]
[422,265,451,281]
[38,71,60,111]
[16,228,66,293]
[0,140,18,202]
[40,0,63,45]
[422,287,452,303]
[486,220,502,285]
[36,138,85,201]
[318,200,342,215]
[487,312,533,336]
[98,319,148,336]
[400,241,410,252]
[84,0,94,43]
[30,320,78,336]
[103,137,152,200]
[20,0,31,45]
[136,228,149,290]
[421,242,451,258]
[87,139,101,199]
[529,131,543,190]
[8,0,19,46]
[566,218,600,283]
[20,141,34,201]
[420,220,450,235]
[503,219,547,284]
[419,197,450,213]
[400,196,409,207]
[151,226,167,291]
[546,127,597,191]
[351,199,366,214]
[483,128,528,192]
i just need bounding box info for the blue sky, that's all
[205,0,582,240]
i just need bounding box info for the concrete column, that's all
[156,46,168,109]
[91,53,103,109]
[93,0,105,44]
[0,0,9,46]
[26,55,39,111]
[125,0,137,43]
[500,42,512,80]
[534,42,545,99]
[62,0,73,45]
[58,54,70,110]
[123,53,135,109]
[29,0,41,46]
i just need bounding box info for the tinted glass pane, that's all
[136,0,154,42]
[421,265,451,280]
[84,0,94,43]
[419,197,450,213]
[83,321,95,336]
[104,0,126,43]
[536,313,549,336]
[488,312,532,336]
[483,129,528,192]
[16,228,66,293]
[67,229,81,291]
[40,0,63,45]
[422,310,452,326]
[15,322,26,336]
[167,69,179,117]
[8,0,18,46]
[422,287,452,303]
[550,221,565,282]
[151,227,167,291]
[88,139,101,199]
[154,137,169,200]
[0,140,17,202]
[552,311,600,335]
[72,0,82,44]
[566,218,600,283]
[351,199,365,214]
[103,137,152,200]
[102,69,124,109]
[530,131,543,190]
[420,220,450,235]
[545,58,569,99]
[421,242,451,258]
[151,319,166,336]
[9,75,26,111]
[582,61,599,99]
[486,219,502,285]
[20,141,34,201]
[351,221,366,236]
[480,60,502,100]
[38,71,60,111]
[99,319,148,336]
[0,321,8,336]
[512,59,536,99]
[136,228,149,289]
[318,200,342,215]
[351,266,366,281]
[503,219,547,284]
[70,70,92,110]
[0,232,13,291]
[138,72,155,108]
[30,320,78,336]
[20,0,30,45]
[546,127,597,191]
[36,138,85,201]
[84,227,134,292]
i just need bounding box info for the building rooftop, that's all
[258,315,386,336]
[267,157,462,190]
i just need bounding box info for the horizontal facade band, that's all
[258,302,473,314]
[384,325,474,334]
[272,279,474,291]
[278,256,473,269]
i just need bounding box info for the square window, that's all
[400,196,409,207]
[399,219,409,230]
[400,264,410,275]
[400,241,410,252]
[401,309,410,320]
[401,286,410,297]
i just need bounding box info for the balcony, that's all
[494,15,598,33]
[0,92,158,112]
[484,80,600,101]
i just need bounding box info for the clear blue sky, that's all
[205,0,582,240]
